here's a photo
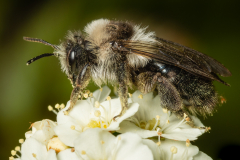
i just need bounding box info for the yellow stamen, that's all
[81,150,86,155]
[19,139,24,144]
[128,93,132,98]
[95,101,100,108]
[94,110,101,117]
[55,104,60,109]
[48,105,53,111]
[156,141,161,146]
[106,96,111,101]
[186,139,190,147]
[83,93,88,98]
[71,125,75,130]
[15,146,20,151]
[32,153,37,158]
[170,146,178,154]
[11,150,16,156]
[60,103,65,109]
[163,108,168,113]
[89,93,93,97]
[9,156,14,160]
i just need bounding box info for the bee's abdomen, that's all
[148,62,218,116]
[172,69,218,116]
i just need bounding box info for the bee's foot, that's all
[113,114,122,121]
[64,102,74,115]
[202,126,211,132]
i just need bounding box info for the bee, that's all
[24,19,231,127]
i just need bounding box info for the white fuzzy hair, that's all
[55,30,82,76]
[84,19,110,46]
[55,19,158,86]
[55,43,69,75]
[127,25,157,68]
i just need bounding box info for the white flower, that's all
[74,128,154,160]
[25,119,57,145]
[19,138,80,160]
[57,149,82,160]
[54,86,139,147]
[193,151,213,160]
[11,87,213,160]
[119,91,205,141]
[16,120,77,160]
[142,138,212,160]
[20,137,57,160]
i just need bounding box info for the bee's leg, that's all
[156,76,182,113]
[135,72,159,93]
[65,64,91,115]
[64,85,82,115]
[113,61,128,120]
[156,76,208,130]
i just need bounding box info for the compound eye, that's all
[69,50,75,66]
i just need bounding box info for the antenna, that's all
[26,53,54,65]
[23,37,61,65]
[23,37,60,50]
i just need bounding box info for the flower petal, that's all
[119,121,157,138]
[193,151,213,160]
[25,119,56,145]
[57,100,93,125]
[74,128,115,159]
[162,128,203,141]
[46,149,57,160]
[57,149,82,160]
[55,100,95,146]
[123,89,206,141]
[142,139,161,160]
[107,103,139,130]
[159,139,199,160]
[21,138,48,160]
[54,123,81,147]
[88,86,111,104]
[74,128,153,160]
[114,133,154,160]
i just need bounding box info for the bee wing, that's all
[122,37,231,85]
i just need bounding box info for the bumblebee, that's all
[24,19,231,127]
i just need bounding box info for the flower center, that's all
[47,137,69,153]
[87,119,108,129]
[139,118,160,130]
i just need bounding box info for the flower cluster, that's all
[10,86,212,160]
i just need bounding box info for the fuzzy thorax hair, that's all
[55,19,158,80]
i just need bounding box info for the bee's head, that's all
[60,31,89,85]
[24,31,88,86]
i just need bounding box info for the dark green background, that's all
[0,0,239,159]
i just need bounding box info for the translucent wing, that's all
[122,37,231,85]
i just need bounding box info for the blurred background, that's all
[0,0,239,159]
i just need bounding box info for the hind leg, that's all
[134,71,208,130]
[156,76,209,131]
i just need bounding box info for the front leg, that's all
[114,61,129,120]
[65,64,91,115]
